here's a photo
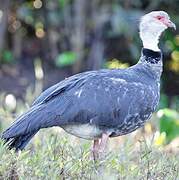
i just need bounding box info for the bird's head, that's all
[139,11,176,51]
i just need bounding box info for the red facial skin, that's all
[155,15,175,28]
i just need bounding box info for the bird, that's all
[1,11,176,159]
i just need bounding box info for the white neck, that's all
[140,31,160,52]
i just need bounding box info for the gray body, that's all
[2,48,162,150]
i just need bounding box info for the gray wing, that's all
[38,71,158,130]
[26,67,158,131]
[2,71,96,139]
[32,71,95,106]
[63,77,157,128]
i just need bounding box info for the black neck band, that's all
[141,48,162,64]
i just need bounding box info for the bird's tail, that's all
[1,104,54,151]
[4,131,37,151]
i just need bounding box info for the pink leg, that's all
[92,133,110,160]
[92,139,100,161]
[98,133,109,154]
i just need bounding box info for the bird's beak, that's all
[168,20,176,30]
[164,19,176,30]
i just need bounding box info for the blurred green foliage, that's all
[58,0,69,8]
[2,50,14,64]
[105,59,129,69]
[55,51,77,67]
[159,108,179,143]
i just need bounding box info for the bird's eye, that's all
[156,16,163,20]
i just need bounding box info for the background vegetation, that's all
[0,0,178,179]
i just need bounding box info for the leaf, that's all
[55,51,77,67]
[105,59,129,69]
[154,132,166,146]
[2,50,14,63]
[159,108,179,143]
[58,0,69,8]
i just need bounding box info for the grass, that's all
[0,130,178,179]
[0,91,178,179]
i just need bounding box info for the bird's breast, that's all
[61,124,103,140]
